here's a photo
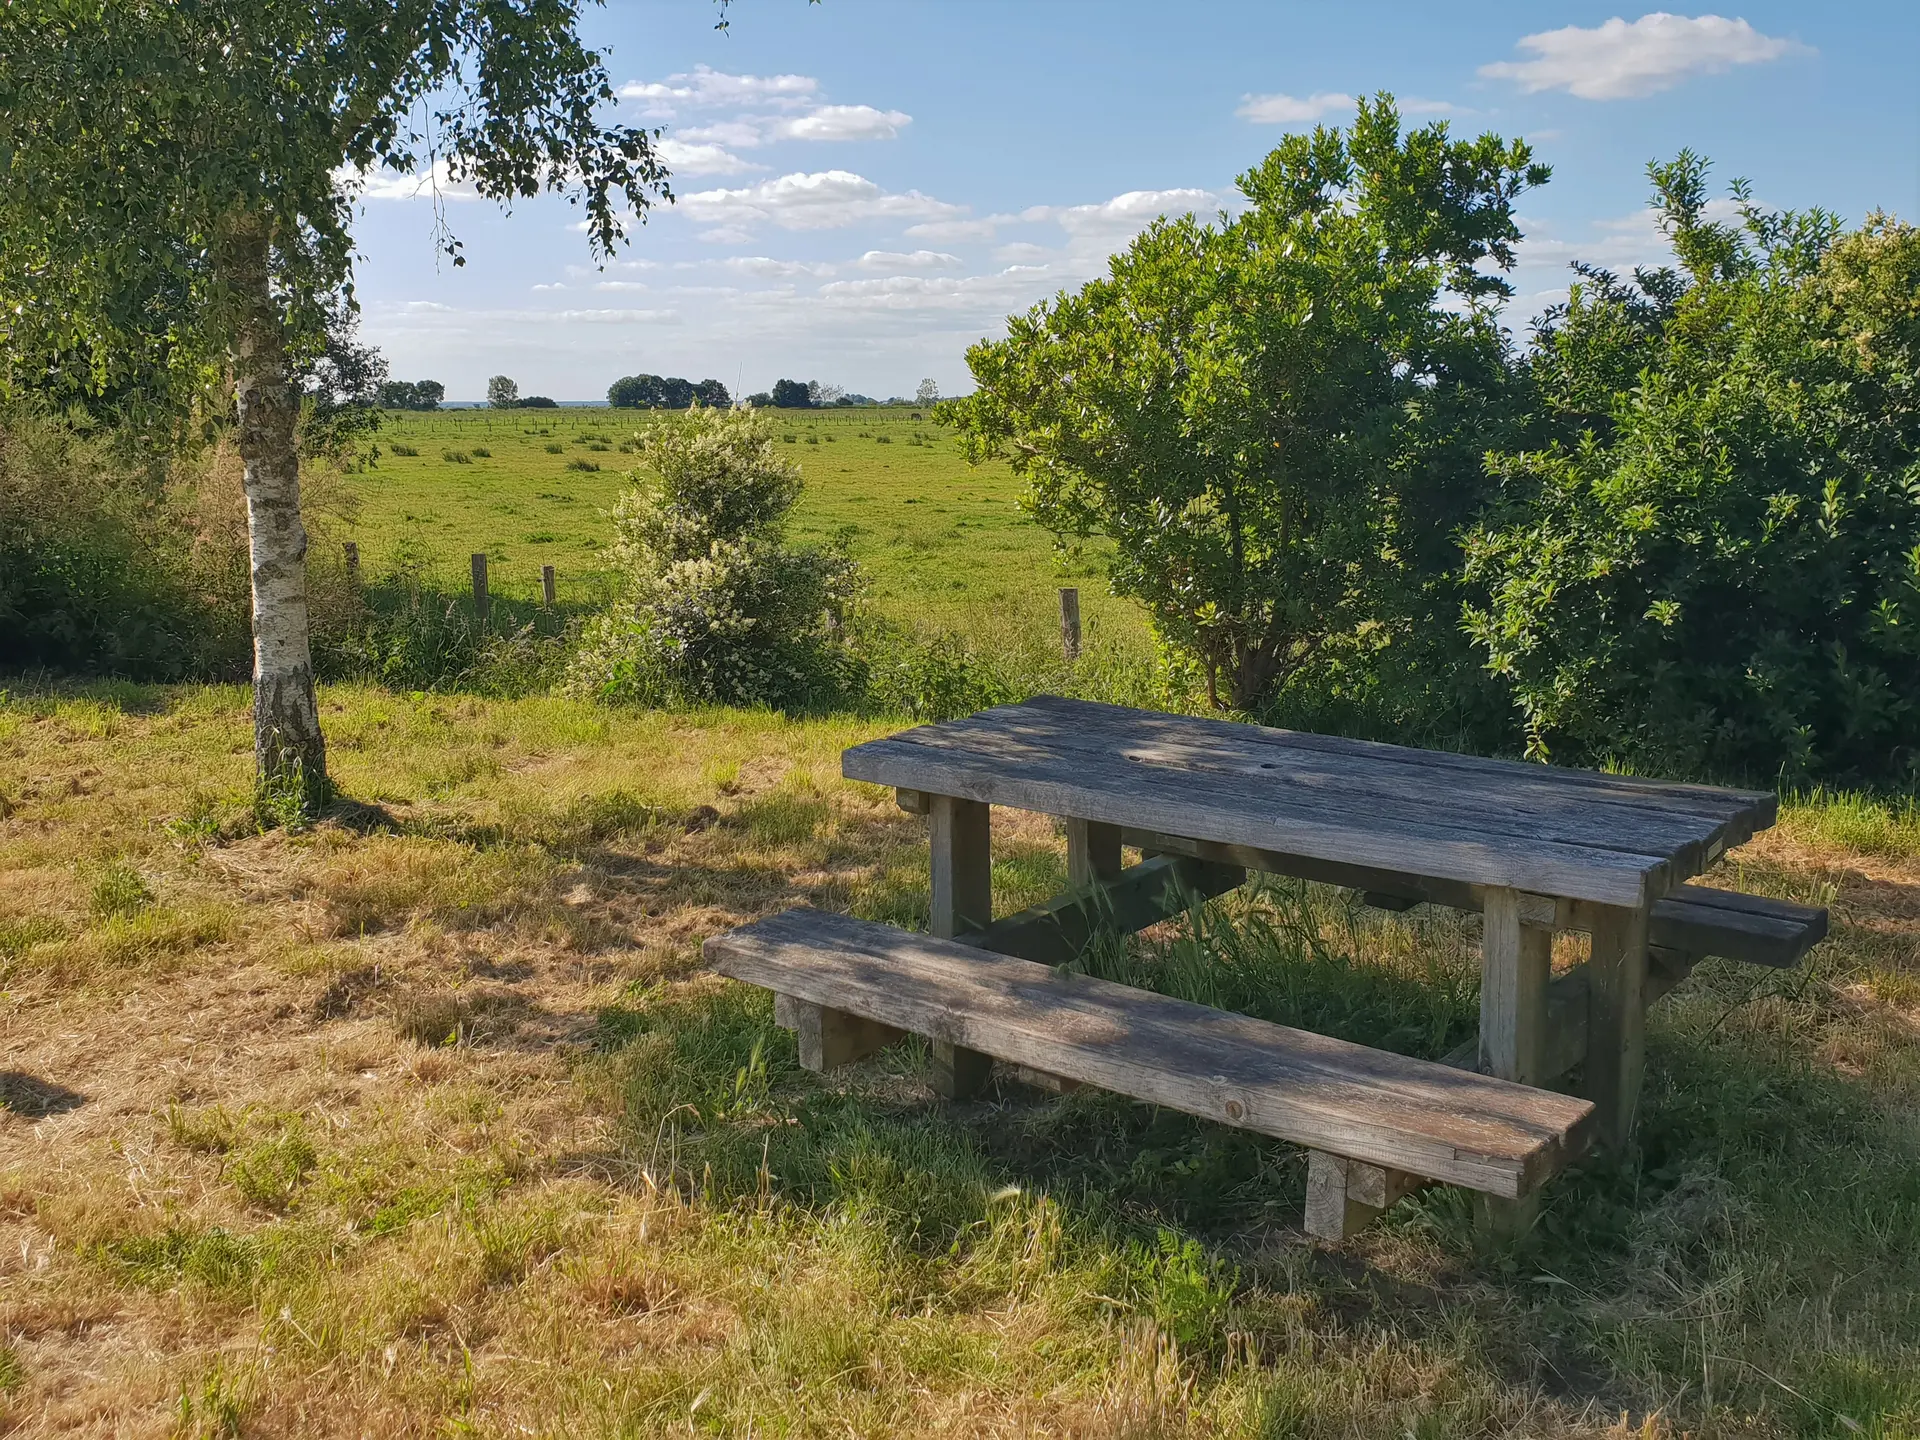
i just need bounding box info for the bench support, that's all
[776,995,904,1072]
[1574,900,1650,1150]
[1304,1151,1424,1240]
[930,794,995,1099]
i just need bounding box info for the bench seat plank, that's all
[706,909,1595,1200]
[1648,885,1828,968]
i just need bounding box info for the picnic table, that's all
[708,697,1826,1239]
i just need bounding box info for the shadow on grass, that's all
[591,878,1920,1432]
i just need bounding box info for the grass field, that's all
[3,679,1918,1436]
[350,407,1142,653]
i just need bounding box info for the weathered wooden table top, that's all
[842,697,1777,909]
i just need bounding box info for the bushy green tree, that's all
[1465,155,1920,783]
[569,408,860,709]
[942,97,1548,713]
[0,0,671,810]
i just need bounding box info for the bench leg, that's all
[1577,901,1651,1151]
[1304,1151,1422,1240]
[1066,817,1123,889]
[930,794,995,1099]
[1475,888,1555,1237]
[782,996,903,1072]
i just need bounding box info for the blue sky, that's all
[346,2,1920,403]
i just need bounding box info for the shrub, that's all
[544,442,564,454]
[566,458,600,472]
[389,442,419,456]
[441,449,471,464]
[1466,162,1920,784]
[568,406,861,710]
[470,446,491,458]
[0,407,253,678]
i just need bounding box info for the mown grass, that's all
[1,678,1917,1435]
[351,407,1142,656]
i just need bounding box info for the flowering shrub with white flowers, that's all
[568,405,861,709]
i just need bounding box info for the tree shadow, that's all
[0,1071,87,1119]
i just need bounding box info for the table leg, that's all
[1576,901,1650,1151]
[1066,818,1123,890]
[930,794,993,1099]
[1478,887,1553,1237]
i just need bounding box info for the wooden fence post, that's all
[541,564,556,609]
[471,553,489,625]
[1059,587,1081,662]
[342,541,360,588]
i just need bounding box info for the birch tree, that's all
[0,1,671,814]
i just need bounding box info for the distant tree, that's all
[658,376,696,410]
[745,391,773,407]
[378,379,444,411]
[487,376,520,409]
[609,373,659,408]
[299,304,386,464]
[0,1,670,813]
[769,378,813,409]
[693,378,732,408]
[808,380,845,405]
[944,97,1547,713]
[915,378,940,406]
[520,395,559,409]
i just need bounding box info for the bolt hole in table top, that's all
[840,697,1781,1154]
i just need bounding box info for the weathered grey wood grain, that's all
[851,739,1671,908]
[705,909,1596,1197]
[874,718,1724,866]
[1648,886,1827,967]
[1481,889,1553,1087]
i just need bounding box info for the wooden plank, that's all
[928,793,993,1098]
[849,741,1671,909]
[1016,696,1776,823]
[869,718,1730,870]
[1648,885,1827,967]
[705,909,1596,1197]
[959,854,1245,967]
[1576,901,1650,1150]
[787,998,904,1072]
[1305,1151,1425,1240]
[915,698,1773,845]
[1067,817,1123,889]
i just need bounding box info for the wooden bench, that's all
[705,908,1596,1239]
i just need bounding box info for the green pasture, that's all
[349,406,1141,649]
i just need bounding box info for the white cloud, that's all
[1236,91,1355,124]
[774,104,912,142]
[903,217,1005,242]
[854,249,963,271]
[1030,188,1218,238]
[593,280,651,292]
[1480,13,1806,100]
[339,158,480,202]
[620,65,816,116]
[722,256,835,278]
[679,120,766,149]
[680,170,966,233]
[1401,97,1468,115]
[656,138,763,176]
[993,242,1056,263]
[698,225,756,246]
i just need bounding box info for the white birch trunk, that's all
[224,220,327,799]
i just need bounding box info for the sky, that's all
[345,2,1920,404]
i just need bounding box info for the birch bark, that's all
[224,219,327,800]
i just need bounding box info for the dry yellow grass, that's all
[1,682,1916,1437]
